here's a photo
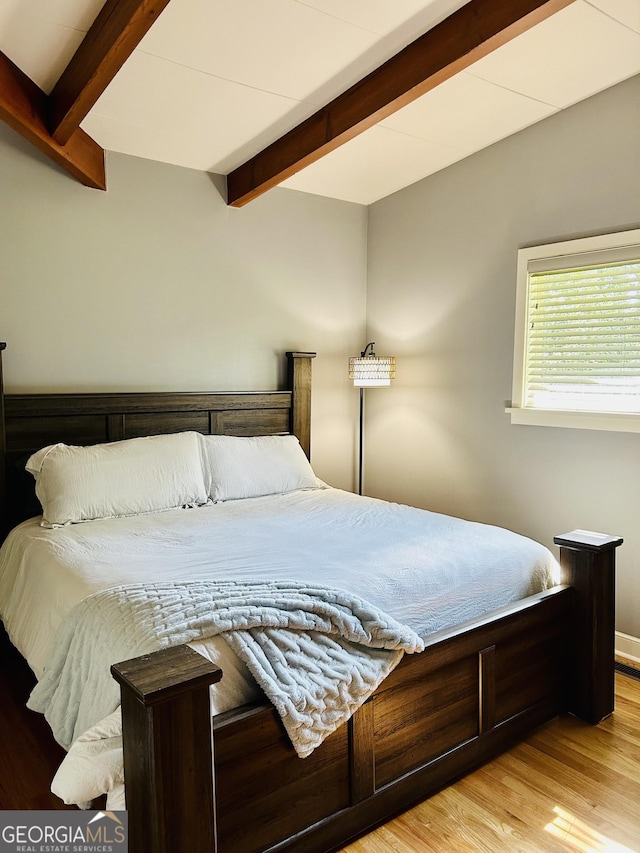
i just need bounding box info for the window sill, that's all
[505,407,640,433]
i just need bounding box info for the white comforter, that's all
[0,486,559,807]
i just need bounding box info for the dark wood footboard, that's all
[113,532,621,853]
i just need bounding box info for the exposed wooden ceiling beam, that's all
[227,0,575,207]
[0,51,105,190]
[49,0,173,145]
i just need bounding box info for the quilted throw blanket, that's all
[28,580,425,758]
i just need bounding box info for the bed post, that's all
[287,351,316,459]
[554,530,623,725]
[111,645,223,853]
[0,343,7,539]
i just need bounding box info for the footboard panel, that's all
[372,655,477,788]
[494,609,566,724]
[213,707,350,853]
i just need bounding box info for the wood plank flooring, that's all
[0,627,76,809]
[2,622,639,853]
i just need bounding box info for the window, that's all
[508,229,640,432]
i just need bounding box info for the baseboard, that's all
[615,631,640,664]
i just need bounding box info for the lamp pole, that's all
[358,386,364,496]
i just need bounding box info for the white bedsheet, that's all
[0,487,559,806]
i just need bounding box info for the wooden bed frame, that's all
[0,342,623,853]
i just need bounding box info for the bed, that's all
[0,343,622,853]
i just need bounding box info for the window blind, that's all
[525,259,640,413]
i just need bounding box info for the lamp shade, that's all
[349,345,396,387]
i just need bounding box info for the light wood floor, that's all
[341,672,640,853]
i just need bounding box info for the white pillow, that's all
[199,434,318,501]
[26,432,208,527]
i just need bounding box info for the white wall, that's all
[0,128,368,490]
[366,75,640,637]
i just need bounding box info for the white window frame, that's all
[507,228,640,433]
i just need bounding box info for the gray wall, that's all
[366,75,640,637]
[0,127,368,490]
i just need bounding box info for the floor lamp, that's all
[348,342,396,496]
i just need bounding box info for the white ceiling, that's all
[1,0,639,204]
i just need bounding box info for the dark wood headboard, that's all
[0,346,315,537]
